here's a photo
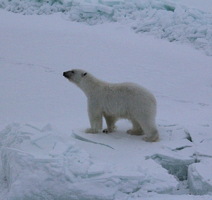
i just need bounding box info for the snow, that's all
[0,123,180,199]
[188,161,212,195]
[150,153,196,181]
[0,0,212,199]
[1,0,212,55]
[174,0,212,13]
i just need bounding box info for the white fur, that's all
[63,69,159,142]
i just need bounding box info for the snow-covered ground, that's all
[1,0,212,55]
[0,0,212,199]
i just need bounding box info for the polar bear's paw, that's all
[102,129,110,134]
[102,126,117,134]
[143,134,159,142]
[85,128,99,134]
[127,129,144,136]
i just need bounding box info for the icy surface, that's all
[0,124,179,199]
[0,0,212,55]
[150,153,196,181]
[0,8,212,199]
[188,161,212,195]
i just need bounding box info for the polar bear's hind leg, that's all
[141,121,159,142]
[127,120,144,135]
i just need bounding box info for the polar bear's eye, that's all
[82,72,87,77]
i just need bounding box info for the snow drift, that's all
[0,0,212,55]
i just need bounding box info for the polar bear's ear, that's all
[82,72,87,77]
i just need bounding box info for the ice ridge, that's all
[0,0,212,55]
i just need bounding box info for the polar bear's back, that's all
[99,82,157,119]
[106,82,156,104]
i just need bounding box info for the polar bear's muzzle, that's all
[63,71,76,81]
[63,71,71,79]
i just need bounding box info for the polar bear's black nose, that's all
[63,71,69,78]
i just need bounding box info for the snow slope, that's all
[0,0,212,55]
[0,3,212,200]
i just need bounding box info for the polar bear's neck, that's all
[79,74,106,98]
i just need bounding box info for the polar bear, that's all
[63,69,159,142]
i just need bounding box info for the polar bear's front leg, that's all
[86,105,103,133]
[103,115,117,133]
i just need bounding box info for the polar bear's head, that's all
[63,69,88,85]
